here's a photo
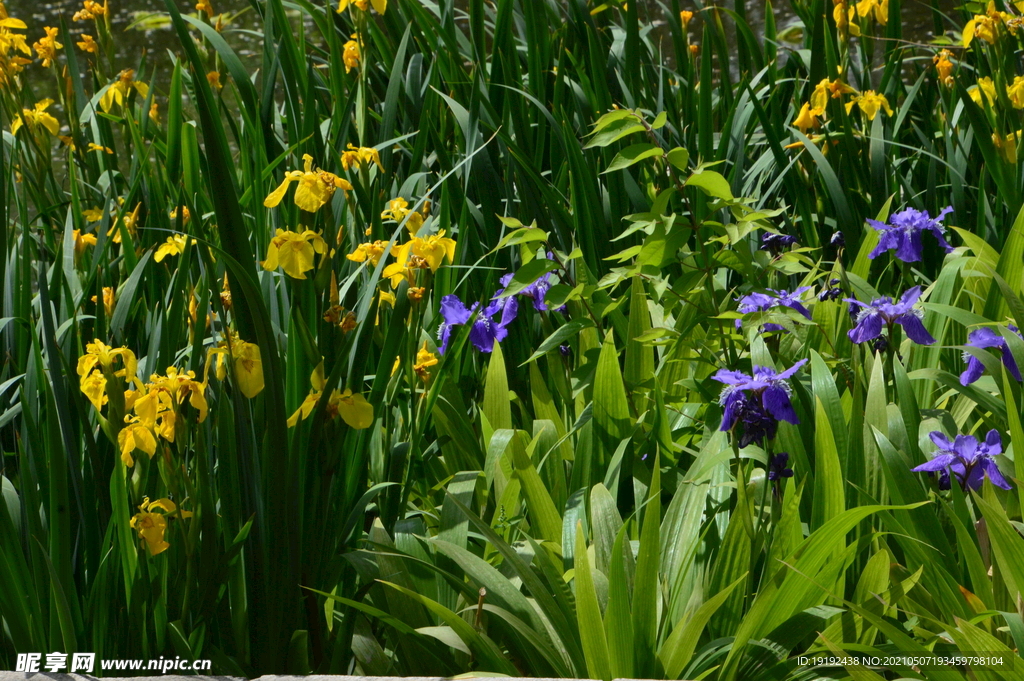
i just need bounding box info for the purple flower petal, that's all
[896,314,935,345]
[762,385,799,424]
[775,358,808,380]
[929,431,953,450]
[911,453,958,472]
[1002,343,1023,381]
[899,286,924,308]
[985,429,1002,455]
[980,457,1012,490]
[440,294,473,325]
[848,311,884,343]
[960,356,986,386]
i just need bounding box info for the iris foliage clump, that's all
[4,0,1024,678]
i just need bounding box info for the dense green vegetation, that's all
[3,0,1024,678]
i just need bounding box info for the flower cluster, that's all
[436,255,566,354]
[867,206,954,263]
[78,340,210,467]
[0,12,31,87]
[437,293,518,354]
[264,153,353,213]
[912,430,1011,491]
[792,77,893,135]
[32,25,61,67]
[10,99,59,137]
[287,361,374,429]
[130,497,191,556]
[962,1,1018,48]
[760,232,797,254]
[735,287,812,331]
[960,326,1023,385]
[100,69,148,112]
[847,286,935,346]
[206,332,264,399]
[714,360,806,447]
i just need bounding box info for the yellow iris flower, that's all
[207,334,264,398]
[393,231,457,273]
[845,90,893,120]
[1008,76,1024,108]
[809,78,856,115]
[130,497,187,556]
[77,34,98,53]
[100,69,149,112]
[78,339,137,386]
[855,0,888,23]
[963,3,1010,47]
[341,143,383,172]
[10,98,60,136]
[91,286,115,317]
[969,77,997,106]
[933,49,954,85]
[32,26,61,67]
[343,36,360,73]
[413,341,438,382]
[264,154,353,212]
[155,234,195,262]
[346,240,391,267]
[262,228,329,279]
[108,202,141,244]
[288,362,374,429]
[73,229,97,260]
[118,416,157,467]
[833,1,861,36]
[338,0,387,13]
[792,103,820,133]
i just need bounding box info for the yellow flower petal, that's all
[336,390,373,429]
[264,177,294,208]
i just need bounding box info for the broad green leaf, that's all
[684,168,734,201]
[604,524,634,678]
[575,521,612,681]
[632,456,661,677]
[484,343,513,431]
[661,573,748,679]
[666,147,689,172]
[812,396,844,530]
[593,331,632,474]
[511,431,563,547]
[602,143,664,174]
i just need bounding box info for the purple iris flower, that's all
[735,287,812,331]
[713,360,807,447]
[911,430,1011,491]
[497,253,566,312]
[768,452,794,481]
[437,293,519,354]
[761,232,797,255]
[960,326,1024,386]
[846,286,935,345]
[867,206,954,263]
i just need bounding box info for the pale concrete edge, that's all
[0,674,642,681]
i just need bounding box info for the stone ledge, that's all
[0,675,644,681]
